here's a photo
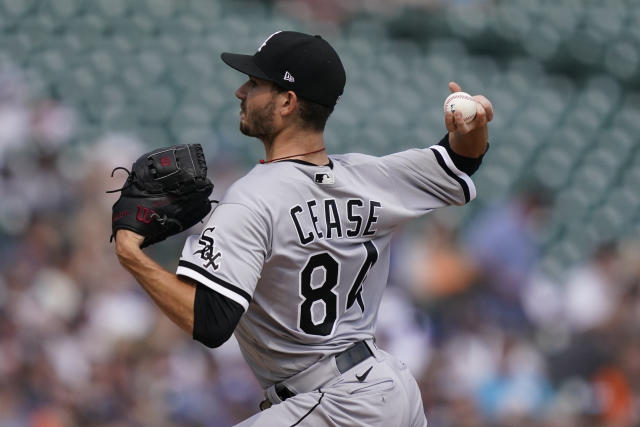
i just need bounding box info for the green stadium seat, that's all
[533,146,573,189]
[523,21,561,61]
[465,57,499,89]
[176,127,219,151]
[102,109,139,134]
[45,0,82,19]
[87,50,118,80]
[553,187,591,224]
[138,50,168,82]
[569,166,613,208]
[446,4,487,39]
[604,40,639,81]
[622,164,640,189]
[95,0,128,18]
[529,78,574,115]
[563,107,605,135]
[585,5,625,40]
[566,28,606,66]
[136,86,176,122]
[343,37,375,61]
[582,75,620,116]
[598,128,634,159]
[120,63,150,90]
[64,14,109,49]
[188,0,222,20]
[29,49,67,79]
[0,34,34,66]
[160,13,206,39]
[136,125,173,148]
[110,16,153,39]
[184,85,228,112]
[490,3,532,42]
[502,67,538,97]
[514,106,556,136]
[605,187,640,220]
[1,0,36,18]
[169,103,213,142]
[84,84,127,122]
[138,0,177,19]
[553,126,591,154]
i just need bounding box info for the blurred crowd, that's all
[0,61,261,427]
[1,38,639,427]
[389,188,640,427]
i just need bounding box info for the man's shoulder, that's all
[221,165,291,206]
[222,167,265,199]
[331,152,380,166]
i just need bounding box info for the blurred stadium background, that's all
[1,0,639,426]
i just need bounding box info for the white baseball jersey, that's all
[177,144,475,388]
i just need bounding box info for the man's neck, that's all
[262,128,329,165]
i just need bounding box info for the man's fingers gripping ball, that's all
[108,144,214,248]
[444,91,477,124]
[444,89,494,135]
[473,95,494,123]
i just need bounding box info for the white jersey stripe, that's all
[429,145,477,202]
[177,261,251,310]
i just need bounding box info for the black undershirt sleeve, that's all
[437,133,489,176]
[193,282,244,348]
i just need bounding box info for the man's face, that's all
[235,77,278,140]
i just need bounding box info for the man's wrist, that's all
[448,131,488,158]
[115,237,144,267]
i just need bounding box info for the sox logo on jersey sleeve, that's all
[193,227,222,270]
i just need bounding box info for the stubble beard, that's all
[239,98,277,143]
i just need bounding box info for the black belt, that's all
[275,340,374,402]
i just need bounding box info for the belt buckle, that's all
[335,340,373,373]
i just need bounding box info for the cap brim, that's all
[220,53,270,80]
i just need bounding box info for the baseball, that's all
[444,91,477,123]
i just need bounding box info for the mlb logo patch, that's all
[315,172,334,184]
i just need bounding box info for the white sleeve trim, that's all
[429,144,477,201]
[177,265,250,311]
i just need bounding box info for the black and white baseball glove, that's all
[108,144,214,248]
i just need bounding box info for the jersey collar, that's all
[277,159,334,169]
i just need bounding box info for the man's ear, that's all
[278,90,298,118]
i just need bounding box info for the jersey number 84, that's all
[298,241,378,336]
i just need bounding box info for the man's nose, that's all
[235,83,248,100]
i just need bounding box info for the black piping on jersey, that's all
[289,391,325,427]
[429,148,471,204]
[277,159,334,169]
[178,260,252,304]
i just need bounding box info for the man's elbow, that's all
[192,282,244,349]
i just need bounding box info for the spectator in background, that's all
[402,216,479,341]
[563,241,620,333]
[463,180,553,329]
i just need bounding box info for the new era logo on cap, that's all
[283,71,294,82]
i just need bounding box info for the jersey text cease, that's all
[289,198,381,245]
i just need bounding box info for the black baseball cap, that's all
[221,31,346,107]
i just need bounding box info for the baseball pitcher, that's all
[113,31,493,426]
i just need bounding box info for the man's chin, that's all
[239,123,252,136]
